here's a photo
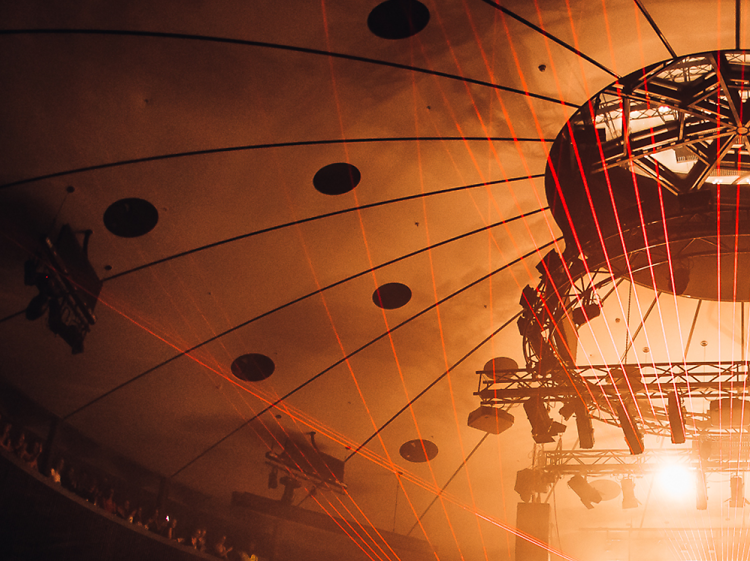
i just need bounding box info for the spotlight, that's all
[574,403,595,449]
[615,404,644,455]
[567,475,602,509]
[514,469,551,503]
[571,303,601,327]
[621,478,640,509]
[523,396,566,444]
[667,393,686,444]
[730,476,748,508]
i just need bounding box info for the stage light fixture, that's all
[523,396,566,444]
[621,478,640,509]
[567,475,602,509]
[574,402,595,449]
[615,404,644,455]
[667,393,686,444]
[514,469,551,503]
[730,476,748,508]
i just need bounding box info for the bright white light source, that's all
[659,105,670,113]
[656,464,693,500]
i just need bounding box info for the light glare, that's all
[656,464,693,500]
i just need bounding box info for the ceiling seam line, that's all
[478,0,620,78]
[632,0,677,58]
[0,29,577,107]
[0,139,551,191]
[351,273,626,466]
[103,178,547,281]
[167,238,561,479]
[59,210,550,421]
[406,434,490,536]
[344,313,521,462]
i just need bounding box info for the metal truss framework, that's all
[539,446,750,476]
[476,361,750,438]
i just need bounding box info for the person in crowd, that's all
[102,488,117,514]
[49,457,64,483]
[198,528,207,553]
[22,441,42,471]
[146,508,166,533]
[117,499,131,519]
[85,476,102,506]
[131,505,143,525]
[61,465,78,494]
[190,528,201,549]
[213,535,233,559]
[163,516,181,542]
[12,431,27,458]
[240,540,260,561]
[0,423,12,451]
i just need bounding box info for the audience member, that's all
[2,420,251,558]
[131,505,143,525]
[12,431,27,458]
[117,499,131,519]
[0,423,12,450]
[22,441,42,471]
[213,534,233,559]
[61,465,78,494]
[49,458,64,484]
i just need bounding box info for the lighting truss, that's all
[476,360,750,439]
[539,446,750,476]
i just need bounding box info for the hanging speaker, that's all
[516,502,550,561]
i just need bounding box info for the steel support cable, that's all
[632,0,676,58]
[62,208,549,422]
[169,238,562,478]
[478,0,619,78]
[407,434,490,536]
[0,29,575,107]
[482,277,623,416]
[347,311,521,463]
[356,275,626,475]
[575,100,665,427]
[619,293,661,363]
[0,139,551,191]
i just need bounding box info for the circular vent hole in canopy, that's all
[372,282,412,309]
[313,163,361,195]
[231,353,275,382]
[399,439,438,462]
[368,0,430,40]
[103,198,159,238]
